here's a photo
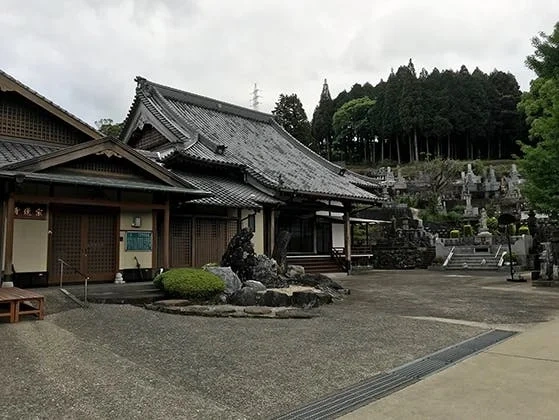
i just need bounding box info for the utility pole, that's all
[251,83,261,111]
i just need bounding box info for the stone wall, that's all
[370,247,435,269]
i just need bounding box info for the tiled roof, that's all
[173,171,282,208]
[124,79,380,203]
[0,137,63,167]
[0,170,209,196]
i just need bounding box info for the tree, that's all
[95,118,123,137]
[398,60,423,161]
[526,22,559,79]
[332,97,376,162]
[272,94,313,147]
[311,79,335,158]
[518,22,559,213]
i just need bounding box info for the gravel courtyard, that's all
[2,270,559,419]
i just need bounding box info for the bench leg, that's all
[9,301,15,323]
[38,299,44,320]
[12,301,18,323]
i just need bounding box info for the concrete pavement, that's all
[343,317,559,420]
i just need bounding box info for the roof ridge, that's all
[0,68,101,138]
[136,77,273,122]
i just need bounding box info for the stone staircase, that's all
[287,256,344,274]
[445,252,500,270]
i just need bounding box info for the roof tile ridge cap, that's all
[142,82,198,143]
[0,68,100,135]
[145,79,273,121]
[269,119,344,174]
[119,93,142,142]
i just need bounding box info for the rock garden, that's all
[146,228,349,318]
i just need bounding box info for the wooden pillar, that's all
[343,202,352,274]
[270,209,276,254]
[162,200,170,269]
[3,194,15,285]
[152,210,158,269]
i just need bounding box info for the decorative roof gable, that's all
[3,136,200,191]
[0,69,101,140]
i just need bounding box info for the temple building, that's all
[0,70,380,287]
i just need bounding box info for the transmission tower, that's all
[251,83,261,110]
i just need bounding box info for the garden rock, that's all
[258,290,291,307]
[253,255,286,288]
[285,265,305,278]
[291,291,319,308]
[229,287,258,306]
[243,280,267,291]
[290,273,343,290]
[205,266,242,295]
[220,228,257,280]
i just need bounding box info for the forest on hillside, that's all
[272,60,527,165]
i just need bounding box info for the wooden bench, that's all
[0,287,44,323]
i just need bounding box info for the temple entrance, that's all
[49,206,118,284]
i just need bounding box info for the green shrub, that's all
[503,253,518,264]
[487,217,498,232]
[450,229,460,238]
[153,271,164,290]
[155,268,225,299]
[463,224,473,237]
[508,224,517,235]
[432,256,445,265]
[518,225,530,235]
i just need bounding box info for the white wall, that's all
[332,223,345,248]
[13,219,49,272]
[241,209,264,255]
[119,211,153,270]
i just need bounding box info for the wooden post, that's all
[343,202,352,274]
[3,194,15,285]
[162,200,170,269]
[270,209,276,254]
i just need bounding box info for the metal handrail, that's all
[443,246,455,268]
[58,258,89,305]
[494,245,503,259]
[498,251,507,268]
[331,247,348,272]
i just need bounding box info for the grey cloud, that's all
[1,0,559,125]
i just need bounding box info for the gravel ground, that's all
[2,270,559,419]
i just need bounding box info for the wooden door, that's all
[193,218,237,267]
[170,217,192,267]
[49,208,117,284]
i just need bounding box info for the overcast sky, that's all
[2,0,558,126]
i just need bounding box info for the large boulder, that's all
[205,266,242,295]
[285,265,305,278]
[253,255,286,288]
[258,290,291,307]
[229,287,258,306]
[243,280,267,291]
[290,273,343,290]
[220,228,257,280]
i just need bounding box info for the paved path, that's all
[344,317,559,420]
[2,271,559,418]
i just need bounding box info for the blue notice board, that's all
[125,231,152,251]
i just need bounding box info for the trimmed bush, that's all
[432,256,445,265]
[153,272,164,290]
[503,253,518,264]
[487,216,498,232]
[154,268,225,299]
[518,225,530,235]
[507,224,517,235]
[463,224,473,237]
[450,229,460,238]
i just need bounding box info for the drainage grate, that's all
[273,329,516,420]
